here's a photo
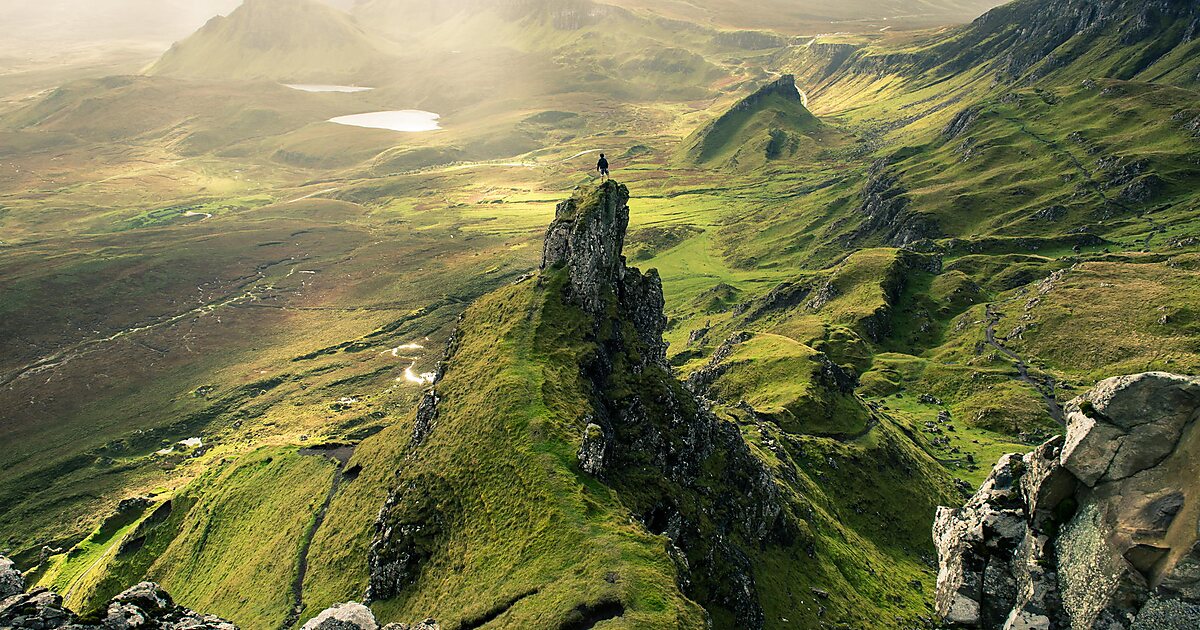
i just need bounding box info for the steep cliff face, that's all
[933,0,1200,83]
[790,0,1200,95]
[934,372,1200,629]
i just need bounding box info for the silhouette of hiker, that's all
[597,153,610,179]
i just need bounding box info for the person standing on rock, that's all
[596,153,610,180]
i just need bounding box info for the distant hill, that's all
[793,0,1200,91]
[681,75,835,170]
[147,0,393,83]
[603,0,1010,32]
[1,0,241,49]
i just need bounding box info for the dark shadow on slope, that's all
[558,599,625,630]
[454,589,540,630]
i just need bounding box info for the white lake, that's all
[285,84,374,93]
[328,110,442,132]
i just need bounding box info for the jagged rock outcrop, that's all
[0,576,236,629]
[576,421,607,475]
[541,181,668,366]
[543,183,787,627]
[850,159,940,248]
[0,556,22,600]
[934,372,1200,629]
[366,182,788,627]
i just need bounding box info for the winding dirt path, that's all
[984,304,1065,426]
[0,259,295,389]
[282,446,356,629]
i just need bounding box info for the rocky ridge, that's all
[0,561,435,630]
[542,183,789,626]
[934,372,1200,629]
[364,181,791,627]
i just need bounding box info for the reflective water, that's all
[328,110,442,132]
[285,84,374,93]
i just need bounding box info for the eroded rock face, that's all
[0,576,236,630]
[541,181,632,315]
[541,181,668,366]
[934,372,1200,629]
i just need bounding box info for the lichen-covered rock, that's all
[0,555,24,599]
[0,587,77,629]
[302,602,378,630]
[1061,372,1200,486]
[410,390,440,448]
[0,577,234,630]
[540,181,632,315]
[934,372,1200,629]
[577,422,607,475]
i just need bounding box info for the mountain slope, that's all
[147,0,392,82]
[680,75,839,170]
[358,182,958,629]
[604,0,1010,32]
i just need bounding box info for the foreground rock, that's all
[934,372,1200,629]
[0,556,23,599]
[0,577,236,629]
[0,575,437,630]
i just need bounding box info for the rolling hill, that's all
[147,0,394,83]
[680,74,839,170]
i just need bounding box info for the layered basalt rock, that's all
[934,372,1200,629]
[541,181,669,366]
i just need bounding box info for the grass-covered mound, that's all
[366,272,708,629]
[680,75,837,170]
[148,0,393,83]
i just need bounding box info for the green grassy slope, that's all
[2,0,1199,627]
[357,184,958,629]
[680,75,840,170]
[366,271,708,629]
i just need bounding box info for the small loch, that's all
[328,110,442,132]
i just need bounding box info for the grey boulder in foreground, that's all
[0,569,439,630]
[0,579,235,629]
[934,372,1200,629]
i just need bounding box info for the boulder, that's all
[0,555,24,599]
[0,588,77,629]
[0,574,235,630]
[1061,372,1200,486]
[577,422,607,475]
[302,602,378,630]
[934,372,1200,629]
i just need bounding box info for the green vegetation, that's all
[368,272,707,628]
[2,0,1199,627]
